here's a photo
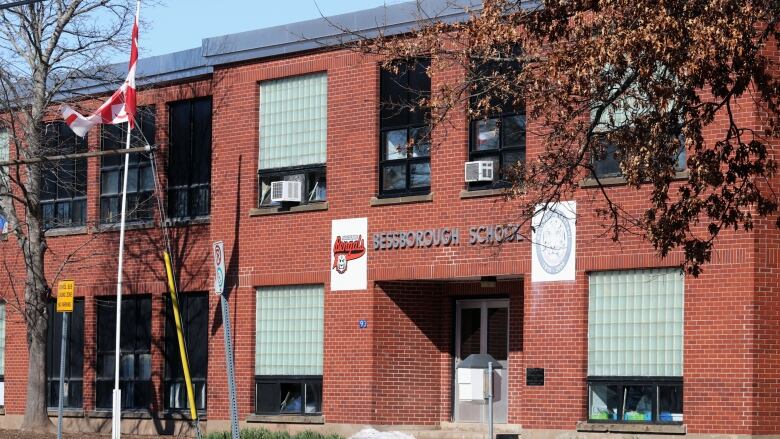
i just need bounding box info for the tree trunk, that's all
[21,293,50,432]
[19,139,52,432]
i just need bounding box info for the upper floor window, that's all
[41,122,87,229]
[468,48,525,190]
[100,106,155,224]
[168,98,212,219]
[0,129,8,182]
[258,73,327,207]
[591,66,686,179]
[588,269,684,424]
[0,130,8,235]
[379,59,431,197]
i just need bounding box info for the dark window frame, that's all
[46,300,84,409]
[254,376,323,416]
[95,295,152,411]
[163,293,208,412]
[379,58,431,198]
[167,97,212,219]
[587,376,683,424]
[257,164,326,207]
[99,106,156,224]
[41,122,87,229]
[468,111,526,190]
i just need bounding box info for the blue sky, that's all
[134,0,398,60]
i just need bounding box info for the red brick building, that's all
[0,1,778,438]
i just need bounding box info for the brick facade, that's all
[0,13,778,439]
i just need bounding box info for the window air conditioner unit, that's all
[465,161,494,182]
[270,180,302,203]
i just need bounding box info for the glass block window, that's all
[255,285,323,416]
[587,268,684,424]
[588,268,684,377]
[259,73,327,170]
[255,285,323,376]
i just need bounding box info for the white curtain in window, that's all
[588,269,683,377]
[255,285,324,376]
[259,73,327,170]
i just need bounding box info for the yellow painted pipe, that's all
[163,251,199,421]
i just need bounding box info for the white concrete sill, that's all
[246,414,324,424]
[370,193,433,206]
[249,202,328,216]
[576,421,686,435]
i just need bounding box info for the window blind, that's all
[255,285,324,376]
[588,269,683,377]
[259,73,327,170]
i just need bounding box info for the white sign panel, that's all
[212,241,226,295]
[532,201,576,282]
[331,218,368,291]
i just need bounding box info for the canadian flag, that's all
[62,2,139,138]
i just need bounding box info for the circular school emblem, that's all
[535,208,573,275]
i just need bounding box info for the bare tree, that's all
[0,0,137,431]
[355,0,780,275]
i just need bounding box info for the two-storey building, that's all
[0,1,778,438]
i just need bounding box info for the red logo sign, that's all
[332,235,366,274]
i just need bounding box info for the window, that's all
[168,98,212,219]
[100,106,155,223]
[591,67,686,179]
[41,123,87,229]
[0,130,8,235]
[258,73,327,207]
[46,300,84,409]
[96,295,152,410]
[470,115,526,188]
[0,302,5,407]
[588,269,684,423]
[255,285,323,415]
[0,129,8,181]
[468,49,526,189]
[164,293,208,411]
[379,59,431,197]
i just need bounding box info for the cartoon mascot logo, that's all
[332,234,366,274]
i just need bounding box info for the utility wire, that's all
[0,0,45,10]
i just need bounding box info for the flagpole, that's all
[111,120,132,439]
[110,2,140,437]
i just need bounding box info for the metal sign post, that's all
[56,280,75,439]
[213,241,239,439]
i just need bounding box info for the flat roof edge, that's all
[201,0,481,67]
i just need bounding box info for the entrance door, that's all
[454,299,509,423]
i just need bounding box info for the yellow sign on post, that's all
[56,280,74,313]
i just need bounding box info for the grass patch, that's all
[205,427,344,439]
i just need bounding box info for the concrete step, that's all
[391,422,522,439]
